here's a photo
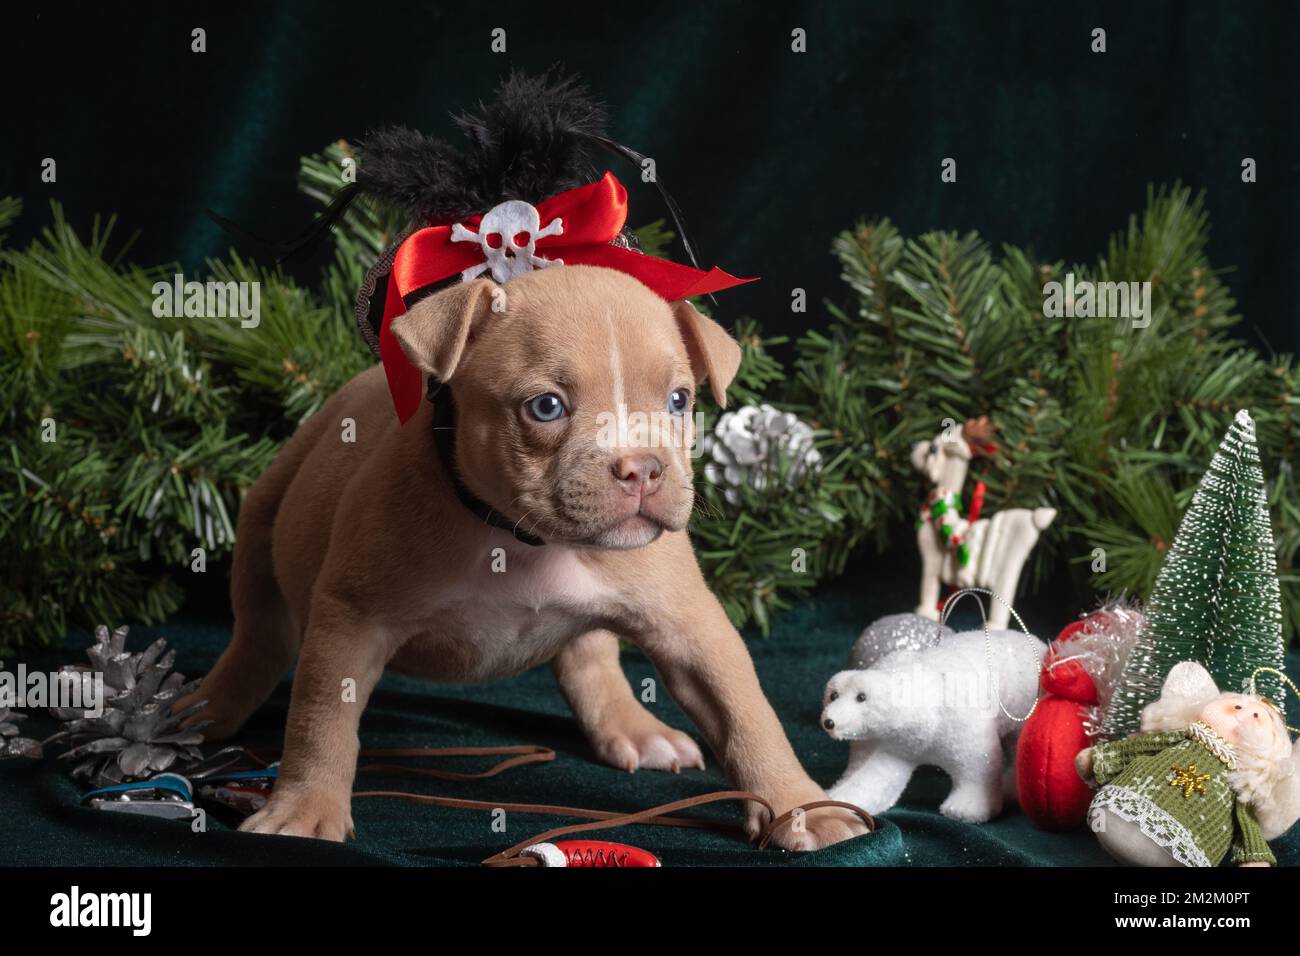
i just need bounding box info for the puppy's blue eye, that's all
[668,388,691,415]
[526,393,567,422]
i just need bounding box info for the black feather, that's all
[354,126,467,225]
[213,70,689,268]
[359,68,607,225]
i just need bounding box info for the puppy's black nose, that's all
[823,718,834,730]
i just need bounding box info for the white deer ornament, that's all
[911,418,1055,629]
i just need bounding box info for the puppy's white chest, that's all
[393,545,614,682]
[478,546,609,613]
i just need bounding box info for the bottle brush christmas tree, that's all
[1101,409,1286,738]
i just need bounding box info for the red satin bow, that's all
[377,171,756,422]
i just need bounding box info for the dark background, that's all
[6,1,1300,875]
[3,0,1298,356]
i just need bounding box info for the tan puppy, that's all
[180,265,866,851]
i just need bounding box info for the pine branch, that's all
[795,184,1300,639]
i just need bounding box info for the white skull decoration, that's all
[450,199,565,283]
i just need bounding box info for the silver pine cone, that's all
[702,403,823,504]
[0,670,42,760]
[52,624,210,787]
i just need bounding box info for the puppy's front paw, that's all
[171,681,249,741]
[239,785,355,841]
[746,787,872,852]
[591,708,705,773]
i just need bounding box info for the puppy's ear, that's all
[672,300,742,408]
[390,279,498,381]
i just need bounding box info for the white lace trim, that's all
[1089,785,1211,868]
[1187,721,1237,769]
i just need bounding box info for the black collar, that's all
[428,381,546,547]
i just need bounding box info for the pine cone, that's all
[52,625,210,787]
[702,404,822,504]
[0,677,42,760]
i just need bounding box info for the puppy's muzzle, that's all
[611,454,664,497]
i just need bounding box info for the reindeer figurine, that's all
[911,417,1056,629]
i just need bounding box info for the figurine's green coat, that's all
[1090,723,1274,867]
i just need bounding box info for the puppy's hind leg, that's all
[174,451,304,739]
[553,630,704,773]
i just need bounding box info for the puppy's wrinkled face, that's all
[442,266,719,549]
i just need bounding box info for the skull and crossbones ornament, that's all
[450,200,565,283]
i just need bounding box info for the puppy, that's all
[179,264,867,851]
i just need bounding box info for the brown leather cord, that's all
[350,789,745,832]
[485,793,876,866]
[479,790,769,867]
[329,744,875,866]
[243,743,555,780]
[357,744,555,781]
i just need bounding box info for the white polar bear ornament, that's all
[822,629,1045,822]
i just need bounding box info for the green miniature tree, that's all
[1101,409,1287,737]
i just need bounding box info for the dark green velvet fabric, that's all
[4,572,1298,867]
